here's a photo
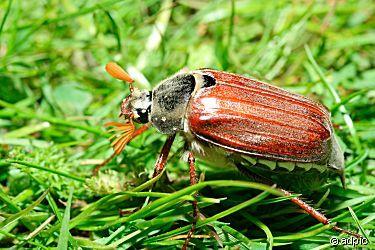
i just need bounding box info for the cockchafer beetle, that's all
[96,62,361,249]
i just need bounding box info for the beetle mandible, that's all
[96,62,361,249]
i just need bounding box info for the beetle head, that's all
[120,88,152,124]
[105,62,152,124]
[104,62,152,155]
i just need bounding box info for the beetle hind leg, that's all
[281,189,362,238]
[236,163,362,239]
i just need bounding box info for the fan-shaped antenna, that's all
[105,62,134,92]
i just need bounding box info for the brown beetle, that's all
[97,62,361,249]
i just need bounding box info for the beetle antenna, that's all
[105,62,134,92]
[92,121,135,175]
[105,120,136,155]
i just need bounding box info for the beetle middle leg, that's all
[182,151,199,250]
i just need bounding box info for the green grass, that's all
[0,0,374,249]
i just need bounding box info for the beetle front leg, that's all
[120,134,176,215]
[152,134,176,178]
[182,151,199,250]
[140,134,176,209]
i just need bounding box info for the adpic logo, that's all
[330,236,368,247]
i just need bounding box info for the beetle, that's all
[97,62,361,248]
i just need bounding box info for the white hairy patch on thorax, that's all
[182,117,235,168]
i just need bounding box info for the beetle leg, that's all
[236,164,362,238]
[131,123,150,138]
[182,151,199,250]
[93,124,150,175]
[142,134,176,208]
[281,189,362,238]
[152,134,176,177]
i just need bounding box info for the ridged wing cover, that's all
[187,69,333,163]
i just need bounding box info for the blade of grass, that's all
[3,122,50,138]
[130,0,173,89]
[331,89,370,114]
[107,229,142,248]
[0,229,48,249]
[361,214,375,226]
[0,0,12,41]
[0,189,49,230]
[273,224,334,242]
[348,207,370,242]
[94,181,283,232]
[316,188,330,208]
[0,187,20,212]
[242,211,273,250]
[256,194,301,205]
[0,100,105,136]
[4,160,85,182]
[73,237,110,249]
[221,225,252,250]
[304,45,362,152]
[25,214,55,240]
[129,181,280,222]
[330,195,375,213]
[0,138,51,148]
[13,189,33,204]
[47,169,166,234]
[46,194,62,221]
[4,0,130,33]
[96,225,125,245]
[345,149,369,172]
[144,186,272,243]
[136,0,173,71]
[311,243,332,250]
[57,187,74,250]
[46,192,78,248]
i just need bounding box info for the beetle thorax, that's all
[150,73,197,134]
[121,88,152,124]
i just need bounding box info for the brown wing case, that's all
[187,69,333,163]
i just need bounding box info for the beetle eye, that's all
[202,74,216,88]
[135,107,150,124]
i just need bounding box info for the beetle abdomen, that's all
[237,159,331,192]
[240,155,327,173]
